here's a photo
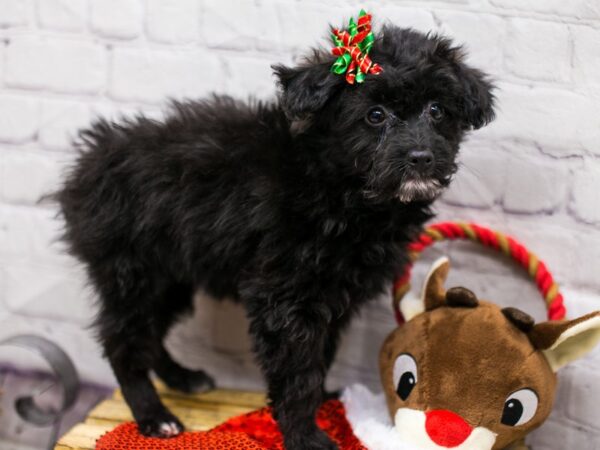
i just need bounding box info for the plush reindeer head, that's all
[380,257,600,450]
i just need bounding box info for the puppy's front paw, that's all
[285,428,338,450]
[137,411,184,438]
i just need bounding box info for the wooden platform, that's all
[55,381,267,450]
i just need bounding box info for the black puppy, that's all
[57,23,494,450]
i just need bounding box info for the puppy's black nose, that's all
[407,150,434,173]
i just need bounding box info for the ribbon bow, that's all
[330,10,383,84]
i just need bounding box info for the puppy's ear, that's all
[456,66,496,130]
[273,57,342,120]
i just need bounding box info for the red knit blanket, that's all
[96,400,367,449]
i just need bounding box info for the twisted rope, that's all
[393,222,567,324]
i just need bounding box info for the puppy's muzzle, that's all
[397,149,442,203]
[407,149,435,176]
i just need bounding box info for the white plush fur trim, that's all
[342,384,422,450]
[341,384,496,450]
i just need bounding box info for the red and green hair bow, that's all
[331,10,383,84]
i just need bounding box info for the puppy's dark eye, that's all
[428,103,444,120]
[366,107,386,125]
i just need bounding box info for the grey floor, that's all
[0,368,111,450]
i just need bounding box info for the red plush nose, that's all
[425,409,473,447]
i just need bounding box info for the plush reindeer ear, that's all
[422,257,450,311]
[529,312,600,372]
[272,55,342,120]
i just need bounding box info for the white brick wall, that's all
[0,1,599,447]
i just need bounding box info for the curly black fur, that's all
[56,25,494,449]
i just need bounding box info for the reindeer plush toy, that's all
[379,255,600,450]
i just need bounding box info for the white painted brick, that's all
[490,0,600,21]
[165,293,263,391]
[505,18,571,83]
[146,0,199,44]
[502,154,568,214]
[0,94,39,144]
[528,415,599,450]
[110,47,223,103]
[0,205,67,263]
[0,267,8,322]
[5,35,107,95]
[222,55,277,100]
[0,150,65,204]
[444,241,523,277]
[200,0,280,51]
[90,101,164,125]
[570,230,600,292]
[273,3,435,54]
[360,5,436,35]
[3,261,91,324]
[454,269,549,320]
[0,0,31,27]
[90,0,142,39]
[0,42,4,81]
[570,160,600,225]
[273,2,343,53]
[37,0,87,32]
[563,365,600,431]
[572,25,600,87]
[435,11,506,74]
[484,83,600,157]
[442,142,507,209]
[332,297,399,389]
[501,222,580,292]
[39,99,92,151]
[562,287,600,319]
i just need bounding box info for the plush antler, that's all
[446,287,478,308]
[502,307,535,333]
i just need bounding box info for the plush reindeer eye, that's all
[393,354,418,401]
[501,389,538,426]
[366,107,386,125]
[428,102,444,120]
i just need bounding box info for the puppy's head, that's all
[274,25,495,204]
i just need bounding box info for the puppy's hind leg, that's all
[96,278,185,438]
[154,345,215,394]
[152,283,216,394]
